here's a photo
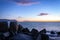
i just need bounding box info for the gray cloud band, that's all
[10,0,40,5]
[38,13,48,16]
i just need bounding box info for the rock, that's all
[0,22,8,32]
[50,31,55,34]
[37,33,49,40]
[22,28,30,35]
[37,29,49,40]
[36,34,41,40]
[0,33,5,40]
[57,32,60,36]
[17,24,23,33]
[8,21,18,38]
[31,29,38,40]
[41,34,49,40]
[9,21,18,33]
[13,33,33,40]
[39,29,46,34]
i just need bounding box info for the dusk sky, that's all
[0,0,60,22]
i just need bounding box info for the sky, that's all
[0,0,60,22]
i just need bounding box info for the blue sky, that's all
[0,0,60,21]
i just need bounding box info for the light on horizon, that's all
[16,15,60,22]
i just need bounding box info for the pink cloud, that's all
[11,0,40,6]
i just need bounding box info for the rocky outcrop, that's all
[17,24,23,33]
[37,29,49,40]
[50,31,55,34]
[22,28,30,35]
[31,29,38,40]
[0,22,8,32]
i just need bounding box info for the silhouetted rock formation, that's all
[31,29,38,40]
[37,29,49,40]
[0,22,8,33]
[57,32,60,36]
[37,34,49,40]
[17,24,23,33]
[50,31,55,34]
[1,19,60,40]
[57,32,60,34]
[40,34,49,40]
[22,28,30,35]
[0,34,5,40]
[0,19,18,40]
[9,22,18,33]
[39,29,46,34]
[9,21,18,38]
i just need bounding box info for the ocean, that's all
[19,22,60,31]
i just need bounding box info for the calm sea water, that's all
[19,22,60,31]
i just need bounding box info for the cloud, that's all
[38,13,48,16]
[10,0,40,6]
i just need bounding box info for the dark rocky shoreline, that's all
[0,20,60,40]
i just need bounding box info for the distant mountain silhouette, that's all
[0,19,9,22]
[0,19,17,22]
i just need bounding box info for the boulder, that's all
[50,31,55,34]
[9,22,18,33]
[39,29,46,34]
[17,24,23,33]
[40,34,49,40]
[31,29,38,40]
[37,29,49,40]
[57,32,60,36]
[0,22,8,32]
[22,28,30,35]
[8,21,18,38]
